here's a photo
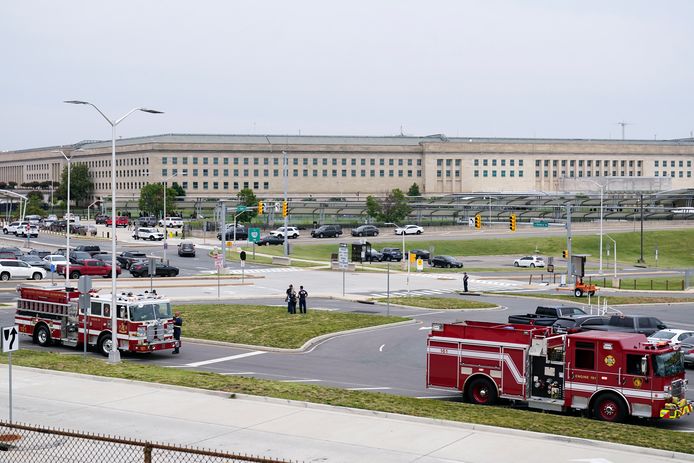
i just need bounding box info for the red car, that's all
[56,259,122,279]
[105,216,129,228]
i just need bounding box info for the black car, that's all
[92,253,113,264]
[381,248,403,261]
[552,315,609,334]
[27,249,51,259]
[117,251,149,269]
[129,262,179,278]
[408,249,430,261]
[69,251,92,263]
[20,255,45,267]
[74,245,102,257]
[177,241,196,257]
[364,248,383,262]
[95,214,109,224]
[311,224,342,238]
[137,216,158,227]
[217,226,249,241]
[351,225,379,237]
[257,235,284,246]
[430,255,463,268]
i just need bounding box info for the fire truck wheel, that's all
[34,324,51,347]
[0,272,10,281]
[467,377,498,405]
[97,334,113,357]
[574,288,583,297]
[593,393,626,422]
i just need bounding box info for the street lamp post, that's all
[385,222,409,294]
[65,101,163,364]
[605,234,617,278]
[52,149,82,288]
[585,179,604,274]
[162,173,177,263]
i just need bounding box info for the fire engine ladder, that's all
[61,302,80,347]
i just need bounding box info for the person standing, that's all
[286,284,296,314]
[172,311,183,354]
[463,272,469,293]
[298,285,308,314]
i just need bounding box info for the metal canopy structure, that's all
[0,190,29,222]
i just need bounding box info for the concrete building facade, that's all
[1,134,693,200]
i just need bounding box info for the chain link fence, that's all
[0,421,298,463]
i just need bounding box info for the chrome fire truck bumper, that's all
[659,398,693,419]
[132,340,177,353]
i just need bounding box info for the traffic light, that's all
[474,214,481,229]
[509,214,517,232]
[282,201,288,217]
[257,201,264,215]
[562,249,568,259]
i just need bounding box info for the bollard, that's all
[651,280,653,290]
[528,274,533,284]
[633,279,636,290]
[666,280,669,291]
[107,231,110,239]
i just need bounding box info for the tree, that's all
[407,183,421,197]
[56,164,94,207]
[236,188,258,223]
[170,181,186,197]
[138,183,176,217]
[365,188,412,223]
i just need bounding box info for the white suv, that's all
[17,224,39,238]
[513,256,545,268]
[158,216,184,228]
[0,259,46,281]
[270,227,300,239]
[133,227,165,241]
[3,221,29,235]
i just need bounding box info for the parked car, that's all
[117,251,149,269]
[105,216,130,227]
[17,224,39,238]
[177,241,196,257]
[129,261,179,278]
[94,214,109,224]
[351,225,379,237]
[0,247,23,259]
[509,305,589,326]
[394,224,423,235]
[551,315,609,334]
[217,225,249,241]
[364,248,383,262]
[27,249,51,259]
[513,256,545,268]
[92,253,113,264]
[74,245,102,257]
[647,329,694,346]
[137,216,158,227]
[42,254,67,271]
[270,227,300,239]
[381,248,403,262]
[133,227,165,241]
[19,255,46,267]
[430,255,463,268]
[25,215,42,225]
[408,249,430,261]
[158,216,184,228]
[257,235,284,246]
[3,221,29,235]
[0,259,46,280]
[56,259,121,279]
[680,335,694,367]
[311,224,342,238]
[588,315,667,337]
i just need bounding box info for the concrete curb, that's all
[480,292,694,306]
[8,365,693,462]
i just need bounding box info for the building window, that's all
[183,157,188,165]
[407,170,412,177]
[474,159,479,166]
[233,182,239,189]
[213,182,218,189]
[437,170,442,177]
[182,182,188,189]
[162,169,167,176]
[253,181,259,189]
[510,159,515,166]
[182,168,188,176]
[263,182,269,189]
[474,170,479,177]
[535,170,540,177]
[323,169,328,176]
[243,181,249,189]
[333,170,338,177]
[223,169,229,176]
[213,157,219,165]
[162,157,168,165]
[518,170,523,177]
[361,170,366,176]
[342,169,347,176]
[483,170,488,177]
[510,171,515,177]
[416,170,421,176]
[223,181,228,189]
[233,158,238,165]
[213,169,218,176]
[193,158,198,165]
[202,169,208,176]
[501,171,506,177]
[224,158,229,165]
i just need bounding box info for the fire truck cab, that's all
[427,320,692,422]
[15,286,178,356]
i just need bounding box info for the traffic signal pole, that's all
[566,205,573,284]
[283,151,288,257]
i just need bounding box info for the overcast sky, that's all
[1,1,693,151]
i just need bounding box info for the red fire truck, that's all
[15,286,179,356]
[426,320,692,422]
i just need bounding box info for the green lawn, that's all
[255,229,694,268]
[494,292,694,305]
[182,304,407,348]
[372,296,496,310]
[3,351,692,455]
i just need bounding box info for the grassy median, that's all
[372,296,496,310]
[1,350,691,454]
[180,304,407,348]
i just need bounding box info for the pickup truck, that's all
[508,305,587,326]
[56,259,121,279]
[585,315,667,337]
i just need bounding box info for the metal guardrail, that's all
[0,421,298,463]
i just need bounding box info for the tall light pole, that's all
[385,222,409,294]
[282,150,289,257]
[52,148,83,288]
[65,100,163,364]
[585,179,604,274]
[162,172,177,263]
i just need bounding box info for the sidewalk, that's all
[0,366,690,463]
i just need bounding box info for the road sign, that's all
[416,258,424,271]
[248,227,261,243]
[338,244,349,270]
[214,255,223,270]
[533,220,549,228]
[235,205,247,213]
[2,326,19,352]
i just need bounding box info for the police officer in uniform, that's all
[172,311,183,354]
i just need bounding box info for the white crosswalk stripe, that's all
[367,278,522,298]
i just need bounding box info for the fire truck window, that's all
[118,305,127,319]
[103,304,111,318]
[90,302,102,316]
[548,346,564,362]
[626,354,645,375]
[574,341,595,369]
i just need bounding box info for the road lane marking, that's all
[418,326,432,330]
[279,379,323,383]
[347,387,392,391]
[185,351,266,367]
[221,372,256,375]
[415,395,458,399]
[379,344,385,352]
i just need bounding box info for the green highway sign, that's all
[533,220,549,228]
[248,227,261,243]
[236,205,248,213]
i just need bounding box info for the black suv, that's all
[137,216,157,227]
[217,226,248,240]
[74,245,102,257]
[95,214,109,224]
[311,224,342,238]
[351,225,379,237]
[117,251,149,269]
[381,248,403,261]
